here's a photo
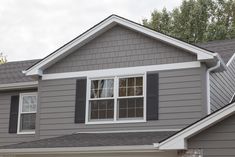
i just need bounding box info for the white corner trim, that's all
[0,145,158,155]
[156,102,235,150]
[226,52,235,66]
[0,81,38,90]
[25,15,217,76]
[42,61,201,80]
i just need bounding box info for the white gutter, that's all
[0,145,159,155]
[206,60,221,114]
[0,81,38,90]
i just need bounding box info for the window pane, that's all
[119,88,126,97]
[90,99,114,120]
[119,79,126,88]
[128,78,134,86]
[106,89,114,97]
[90,79,114,98]
[135,87,143,96]
[118,98,144,119]
[20,113,36,131]
[127,87,134,96]
[136,77,143,86]
[22,96,37,112]
[91,80,99,89]
[119,77,143,97]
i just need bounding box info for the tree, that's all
[0,53,7,64]
[143,0,235,43]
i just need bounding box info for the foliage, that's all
[0,53,7,64]
[143,0,235,43]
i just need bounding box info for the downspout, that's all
[206,60,220,114]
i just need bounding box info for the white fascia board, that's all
[157,102,235,150]
[25,17,117,76]
[0,145,158,155]
[0,81,38,90]
[113,16,215,60]
[25,15,217,76]
[42,61,201,80]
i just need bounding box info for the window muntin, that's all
[18,93,37,133]
[88,76,145,123]
[119,77,143,97]
[118,77,144,119]
[90,99,114,120]
[89,79,114,121]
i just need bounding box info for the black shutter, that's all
[9,95,19,133]
[147,72,159,120]
[75,78,87,123]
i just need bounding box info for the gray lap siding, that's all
[38,67,205,139]
[210,57,235,112]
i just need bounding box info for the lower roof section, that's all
[156,101,235,150]
[0,131,175,149]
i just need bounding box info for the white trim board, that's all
[0,145,158,155]
[77,129,181,134]
[24,15,222,76]
[42,61,201,80]
[155,102,235,150]
[0,81,38,90]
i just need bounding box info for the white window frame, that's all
[85,73,146,125]
[17,92,37,134]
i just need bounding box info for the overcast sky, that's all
[0,0,182,61]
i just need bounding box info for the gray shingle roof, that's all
[0,131,175,149]
[197,39,235,64]
[0,59,40,84]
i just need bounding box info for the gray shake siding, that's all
[188,113,235,157]
[38,67,205,139]
[210,57,235,112]
[0,89,37,146]
[44,25,197,74]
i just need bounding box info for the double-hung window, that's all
[18,93,37,134]
[87,75,145,123]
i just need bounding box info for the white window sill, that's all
[86,119,146,125]
[17,131,35,135]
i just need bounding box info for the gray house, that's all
[0,15,235,157]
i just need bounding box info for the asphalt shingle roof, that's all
[197,39,235,64]
[0,59,40,84]
[0,131,176,149]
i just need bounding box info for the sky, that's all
[0,0,182,61]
